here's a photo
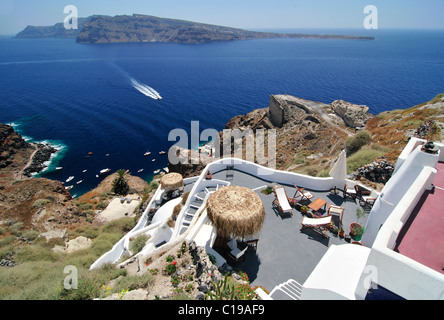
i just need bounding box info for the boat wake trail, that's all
[130,78,162,100]
[110,62,162,100]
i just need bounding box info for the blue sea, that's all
[0,28,443,196]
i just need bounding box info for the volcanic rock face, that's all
[15,18,88,39]
[73,14,375,44]
[0,124,31,169]
[22,143,58,177]
[331,100,370,128]
[354,157,395,183]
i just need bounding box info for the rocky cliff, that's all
[15,18,88,39]
[168,94,444,189]
[0,124,148,233]
[16,14,374,43]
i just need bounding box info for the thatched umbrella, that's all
[207,185,265,238]
[160,172,184,191]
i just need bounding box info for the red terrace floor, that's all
[395,162,444,275]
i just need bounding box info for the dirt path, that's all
[14,144,38,180]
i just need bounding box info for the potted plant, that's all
[338,225,345,238]
[300,205,309,215]
[350,208,365,241]
[330,222,339,236]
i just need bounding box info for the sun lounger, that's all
[343,183,357,200]
[293,185,314,202]
[273,186,293,216]
[300,215,332,238]
[354,185,377,208]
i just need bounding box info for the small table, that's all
[308,198,327,212]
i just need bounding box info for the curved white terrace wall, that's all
[356,168,444,300]
[362,146,439,247]
[90,177,198,269]
[205,157,337,191]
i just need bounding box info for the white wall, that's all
[356,179,444,299]
[361,145,439,247]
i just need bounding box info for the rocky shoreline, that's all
[22,142,59,177]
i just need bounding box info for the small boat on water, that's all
[65,185,73,190]
[100,168,111,174]
[163,167,169,173]
[159,151,166,155]
[56,167,63,170]
[76,180,83,185]
[144,151,151,156]
[152,159,156,162]
[153,169,160,174]
[137,169,144,173]
[82,169,87,173]
[66,176,74,183]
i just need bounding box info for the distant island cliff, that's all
[15,14,375,44]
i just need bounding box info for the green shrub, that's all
[32,199,50,209]
[129,234,149,255]
[101,217,136,235]
[90,233,121,257]
[112,273,154,293]
[95,201,108,210]
[150,181,159,189]
[0,227,6,235]
[346,130,372,155]
[0,235,15,248]
[70,225,100,239]
[347,146,386,173]
[22,230,40,241]
[15,245,59,263]
[77,203,93,211]
[403,119,423,128]
[9,222,24,236]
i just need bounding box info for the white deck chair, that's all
[300,215,332,238]
[293,184,314,202]
[273,186,293,216]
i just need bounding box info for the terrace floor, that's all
[210,169,370,296]
[395,162,444,275]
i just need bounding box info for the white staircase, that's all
[175,180,229,236]
[268,279,303,300]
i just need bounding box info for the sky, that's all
[1,0,444,35]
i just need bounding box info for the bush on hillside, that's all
[346,130,372,155]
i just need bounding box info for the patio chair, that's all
[300,215,332,238]
[245,239,259,252]
[343,183,357,201]
[354,185,377,208]
[328,205,344,225]
[273,186,294,216]
[293,185,314,202]
[227,243,248,266]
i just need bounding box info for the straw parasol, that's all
[207,185,265,238]
[160,172,184,191]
